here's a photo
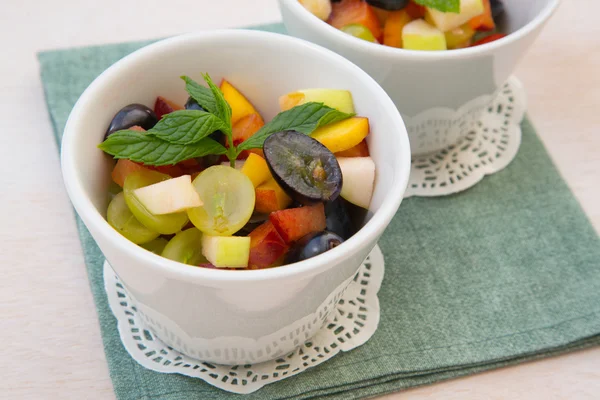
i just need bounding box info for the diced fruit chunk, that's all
[426,0,484,32]
[154,96,183,119]
[270,203,327,243]
[248,221,289,269]
[383,10,412,48]
[107,192,159,244]
[279,89,355,114]
[372,7,390,24]
[402,19,447,51]
[310,117,370,153]
[471,33,506,46]
[133,175,203,215]
[255,178,293,214]
[111,159,150,187]
[405,1,425,18]
[337,157,376,209]
[445,23,476,49]
[328,0,383,42]
[341,23,378,43]
[201,235,250,268]
[124,170,189,235]
[188,166,255,236]
[469,0,495,31]
[220,80,264,125]
[264,131,343,204]
[231,113,265,159]
[241,153,271,188]
[335,139,370,157]
[299,0,332,20]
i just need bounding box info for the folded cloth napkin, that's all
[39,23,600,400]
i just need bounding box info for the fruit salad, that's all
[99,74,376,270]
[299,0,506,51]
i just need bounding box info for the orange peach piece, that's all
[220,79,264,125]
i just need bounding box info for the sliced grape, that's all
[161,228,208,265]
[140,237,169,255]
[187,166,255,236]
[123,169,189,235]
[107,192,159,244]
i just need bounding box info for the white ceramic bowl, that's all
[61,30,411,365]
[280,0,560,155]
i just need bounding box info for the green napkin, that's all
[39,23,600,400]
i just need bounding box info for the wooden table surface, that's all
[2,0,599,398]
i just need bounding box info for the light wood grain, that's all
[1,1,598,398]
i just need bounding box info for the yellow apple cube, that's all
[402,19,447,51]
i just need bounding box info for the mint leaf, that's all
[202,73,232,134]
[413,0,460,13]
[181,76,217,114]
[99,130,227,166]
[147,110,228,145]
[237,102,353,151]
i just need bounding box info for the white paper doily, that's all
[104,245,384,394]
[405,77,527,197]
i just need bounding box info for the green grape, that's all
[107,192,159,244]
[187,166,255,236]
[161,228,208,265]
[341,24,378,43]
[140,237,169,255]
[123,169,189,235]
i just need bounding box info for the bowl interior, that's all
[500,0,557,33]
[63,31,410,277]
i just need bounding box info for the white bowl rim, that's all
[61,29,411,285]
[282,0,561,60]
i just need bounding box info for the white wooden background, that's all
[2,0,599,398]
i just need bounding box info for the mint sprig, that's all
[99,74,354,167]
[181,76,217,113]
[98,130,227,166]
[147,110,229,145]
[413,0,460,13]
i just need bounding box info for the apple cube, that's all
[255,178,293,214]
[426,0,484,32]
[201,235,250,268]
[337,157,375,209]
[220,79,264,125]
[248,221,289,269]
[133,175,203,215]
[299,0,332,20]
[402,19,447,51]
[270,203,326,243]
[279,89,355,114]
[241,153,271,188]
[310,117,370,153]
